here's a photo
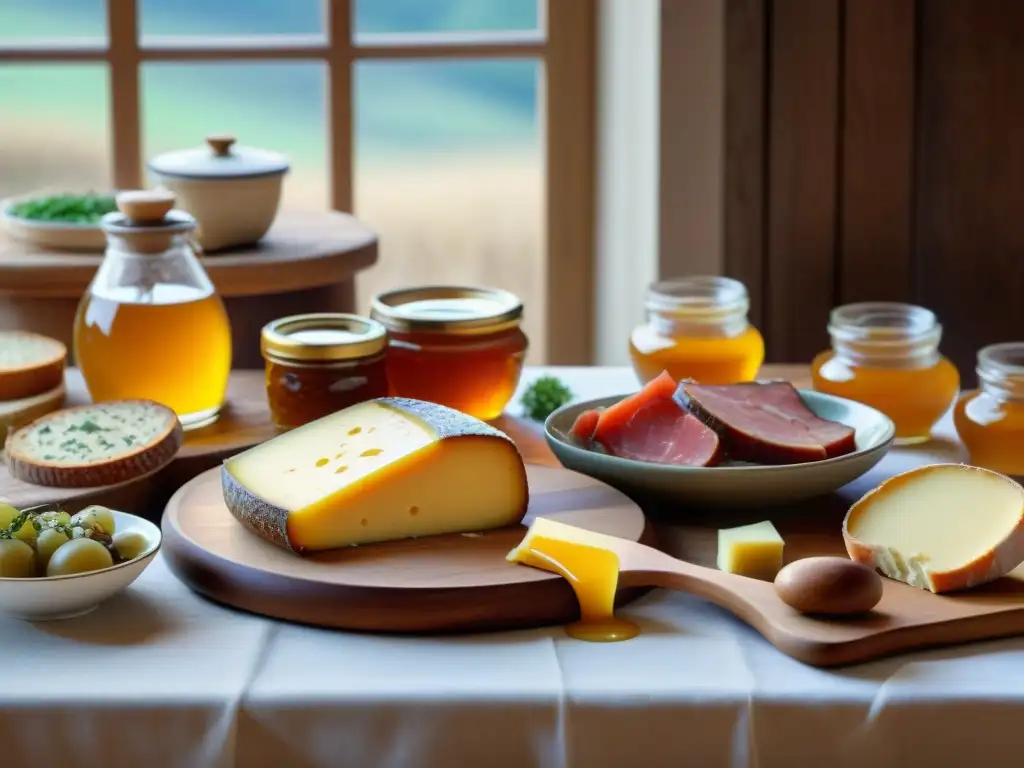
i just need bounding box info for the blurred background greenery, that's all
[0,0,547,359]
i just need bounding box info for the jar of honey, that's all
[370,286,527,421]
[74,190,232,429]
[261,313,389,430]
[811,302,959,444]
[954,343,1024,476]
[629,276,764,384]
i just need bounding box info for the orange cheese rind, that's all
[842,463,1024,593]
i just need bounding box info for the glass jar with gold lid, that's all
[955,343,1024,476]
[261,313,389,430]
[629,276,765,384]
[73,189,232,429]
[370,286,527,421]
[811,302,960,444]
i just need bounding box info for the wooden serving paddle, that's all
[507,518,893,667]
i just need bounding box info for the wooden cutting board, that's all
[162,463,654,632]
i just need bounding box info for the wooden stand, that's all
[0,210,378,368]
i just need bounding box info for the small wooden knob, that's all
[116,189,176,223]
[207,134,236,156]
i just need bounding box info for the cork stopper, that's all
[116,189,176,224]
[206,134,236,157]
[103,189,195,255]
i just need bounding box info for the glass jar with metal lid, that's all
[370,286,528,421]
[261,313,389,430]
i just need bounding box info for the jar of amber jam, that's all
[629,276,765,384]
[370,286,527,421]
[260,313,390,430]
[811,303,959,444]
[954,343,1024,476]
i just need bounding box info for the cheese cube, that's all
[844,464,1024,592]
[717,520,784,580]
[223,398,529,553]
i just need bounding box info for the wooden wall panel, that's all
[677,0,1024,368]
[915,0,1024,381]
[724,0,767,328]
[765,0,841,362]
[839,0,915,304]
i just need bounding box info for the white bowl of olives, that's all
[0,500,160,621]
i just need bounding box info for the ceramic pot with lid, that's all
[147,134,289,252]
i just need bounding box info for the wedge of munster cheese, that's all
[843,464,1024,593]
[676,381,856,465]
[222,397,529,554]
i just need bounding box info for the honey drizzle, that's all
[514,536,640,643]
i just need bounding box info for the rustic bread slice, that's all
[4,400,183,488]
[0,383,66,435]
[0,331,67,401]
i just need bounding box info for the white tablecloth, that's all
[3,367,1020,768]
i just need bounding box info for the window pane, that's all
[141,63,327,211]
[354,59,546,361]
[355,0,540,35]
[0,0,105,41]
[139,0,322,39]
[0,65,110,198]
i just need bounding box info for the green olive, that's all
[46,538,114,577]
[0,500,19,531]
[72,506,116,536]
[38,509,72,527]
[112,530,149,562]
[12,517,38,546]
[35,528,70,572]
[0,539,36,578]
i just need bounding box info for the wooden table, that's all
[2,365,1012,768]
[0,210,378,368]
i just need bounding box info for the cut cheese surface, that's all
[223,398,529,553]
[507,518,639,642]
[844,464,1024,592]
[717,520,784,580]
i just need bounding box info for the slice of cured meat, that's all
[591,371,722,467]
[568,408,602,442]
[676,381,857,465]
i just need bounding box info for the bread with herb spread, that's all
[4,400,183,487]
[0,331,67,401]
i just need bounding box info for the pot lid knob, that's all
[206,133,237,157]
[115,189,176,223]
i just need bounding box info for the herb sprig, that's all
[521,375,574,421]
[8,193,117,224]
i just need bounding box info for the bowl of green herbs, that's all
[1,191,118,252]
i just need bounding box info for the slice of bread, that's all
[0,383,66,436]
[5,400,183,488]
[0,331,67,401]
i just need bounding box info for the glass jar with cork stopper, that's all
[73,189,233,429]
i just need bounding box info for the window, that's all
[0,0,596,363]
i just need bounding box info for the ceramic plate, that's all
[0,508,161,621]
[544,389,895,508]
[1,192,110,252]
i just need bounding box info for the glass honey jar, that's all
[954,343,1024,476]
[629,276,765,384]
[370,286,527,421]
[811,302,959,444]
[73,190,232,429]
[261,313,390,430]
